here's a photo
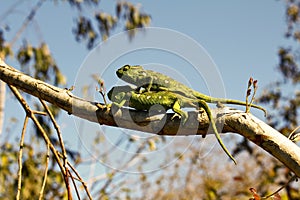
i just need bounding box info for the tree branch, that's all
[1,61,300,177]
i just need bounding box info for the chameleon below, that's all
[107,85,237,164]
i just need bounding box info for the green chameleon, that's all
[108,85,205,122]
[116,65,267,116]
[107,85,237,164]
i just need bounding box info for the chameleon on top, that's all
[116,64,267,116]
[107,85,237,164]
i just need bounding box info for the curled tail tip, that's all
[232,158,237,165]
[262,108,267,117]
[223,147,237,165]
[227,153,237,165]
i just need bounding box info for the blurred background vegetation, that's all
[0,0,300,199]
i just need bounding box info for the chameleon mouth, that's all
[116,68,123,78]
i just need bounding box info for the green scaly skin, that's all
[107,85,237,164]
[116,65,267,116]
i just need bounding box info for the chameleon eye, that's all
[124,65,130,71]
[123,65,130,71]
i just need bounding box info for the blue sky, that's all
[48,1,285,100]
[0,0,290,194]
[0,0,286,97]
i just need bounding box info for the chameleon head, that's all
[116,65,146,85]
[107,88,126,103]
[107,85,134,103]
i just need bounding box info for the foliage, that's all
[0,142,66,199]
[0,29,12,59]
[73,1,151,48]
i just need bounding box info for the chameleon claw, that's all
[171,113,181,120]
[170,113,188,125]
[105,103,112,110]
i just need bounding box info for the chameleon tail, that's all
[196,93,267,117]
[198,99,237,165]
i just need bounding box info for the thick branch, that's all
[224,111,300,176]
[1,62,300,176]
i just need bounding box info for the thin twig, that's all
[39,98,72,199]
[65,168,73,200]
[0,0,23,23]
[245,77,253,113]
[39,99,68,168]
[10,0,45,47]
[8,85,67,190]
[16,115,29,200]
[39,143,50,200]
[67,160,93,200]
[57,150,93,199]
[98,141,147,198]
[0,81,5,135]
[249,80,258,110]
[262,175,297,199]
[68,170,81,200]
[32,110,47,115]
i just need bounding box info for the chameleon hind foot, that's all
[170,113,187,124]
